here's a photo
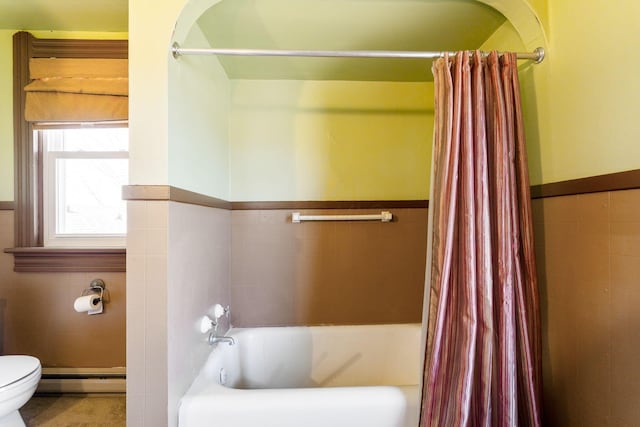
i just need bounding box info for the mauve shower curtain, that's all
[420,51,542,426]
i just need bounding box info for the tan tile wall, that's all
[0,211,125,367]
[534,189,640,426]
[230,208,428,326]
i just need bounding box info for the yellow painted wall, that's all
[0,30,127,202]
[223,0,553,202]
[478,19,549,185]
[7,3,638,195]
[524,0,549,37]
[0,30,14,201]
[229,80,433,201]
[535,0,640,183]
[128,0,186,187]
[479,0,640,186]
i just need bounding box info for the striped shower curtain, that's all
[420,51,542,426]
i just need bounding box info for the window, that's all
[8,31,128,272]
[40,127,128,247]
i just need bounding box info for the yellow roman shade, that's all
[24,58,128,122]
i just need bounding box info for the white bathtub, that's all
[179,323,421,427]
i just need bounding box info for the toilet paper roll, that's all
[74,294,102,313]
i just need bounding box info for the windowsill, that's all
[4,247,126,273]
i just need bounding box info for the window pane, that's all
[47,128,128,152]
[56,158,128,235]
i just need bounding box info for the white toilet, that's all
[0,356,41,427]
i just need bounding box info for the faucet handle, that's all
[213,304,225,319]
[212,304,230,320]
[199,315,215,334]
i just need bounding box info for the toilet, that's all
[0,356,41,427]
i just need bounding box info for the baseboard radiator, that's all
[37,367,126,394]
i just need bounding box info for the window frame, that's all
[9,32,128,272]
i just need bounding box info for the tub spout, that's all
[208,333,235,346]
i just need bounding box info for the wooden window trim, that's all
[4,247,126,273]
[10,32,128,272]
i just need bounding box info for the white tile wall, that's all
[127,201,169,427]
[126,200,231,427]
[167,201,231,426]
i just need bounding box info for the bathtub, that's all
[179,323,421,427]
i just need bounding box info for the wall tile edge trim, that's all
[531,169,640,199]
[122,185,231,210]
[122,168,640,210]
[122,185,428,209]
[0,201,15,210]
[231,200,430,210]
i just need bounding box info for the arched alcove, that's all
[171,0,547,57]
[164,0,549,332]
[167,0,546,202]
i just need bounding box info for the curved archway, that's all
[170,0,547,53]
[171,0,221,44]
[476,0,547,50]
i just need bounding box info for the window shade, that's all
[24,58,128,122]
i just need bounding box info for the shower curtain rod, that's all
[171,43,545,63]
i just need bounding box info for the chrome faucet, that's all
[208,334,235,346]
[204,304,235,346]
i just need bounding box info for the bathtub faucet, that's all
[202,303,234,345]
[208,333,235,346]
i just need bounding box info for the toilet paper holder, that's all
[78,278,107,315]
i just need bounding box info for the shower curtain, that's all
[420,51,542,426]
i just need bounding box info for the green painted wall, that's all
[0,30,127,202]
[168,23,230,199]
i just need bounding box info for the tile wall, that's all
[126,200,168,427]
[534,188,640,426]
[230,208,428,326]
[167,202,231,426]
[124,187,640,426]
[126,201,231,427]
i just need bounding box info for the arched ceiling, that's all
[195,0,508,81]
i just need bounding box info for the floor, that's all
[20,395,125,427]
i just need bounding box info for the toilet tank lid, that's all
[0,355,41,387]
